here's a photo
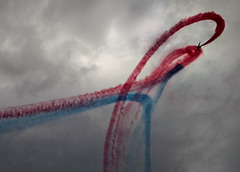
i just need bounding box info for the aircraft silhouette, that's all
[197,42,201,51]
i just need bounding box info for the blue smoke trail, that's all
[127,64,184,172]
[0,93,152,134]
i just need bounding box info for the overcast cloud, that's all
[0,0,240,171]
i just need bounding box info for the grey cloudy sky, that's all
[0,0,239,171]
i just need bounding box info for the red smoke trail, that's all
[104,12,224,172]
[0,12,224,172]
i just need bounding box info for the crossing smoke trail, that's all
[104,12,224,172]
[0,12,224,172]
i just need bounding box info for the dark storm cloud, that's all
[0,0,156,103]
[0,0,99,105]
[42,0,158,45]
